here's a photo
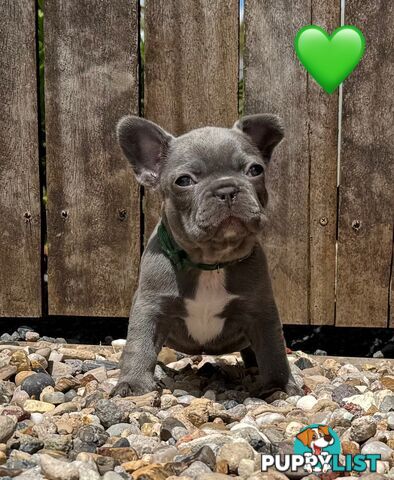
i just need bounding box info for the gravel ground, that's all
[0,337,393,480]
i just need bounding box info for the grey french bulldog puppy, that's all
[111,113,302,398]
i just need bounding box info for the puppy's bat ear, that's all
[233,113,284,162]
[296,428,313,446]
[117,116,174,187]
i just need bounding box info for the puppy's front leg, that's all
[111,298,165,397]
[246,303,302,397]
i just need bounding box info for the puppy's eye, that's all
[247,164,264,177]
[175,175,194,187]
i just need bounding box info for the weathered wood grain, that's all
[336,0,394,327]
[143,0,239,240]
[44,0,139,316]
[308,1,339,325]
[245,0,338,325]
[0,1,41,317]
[391,251,394,327]
[391,253,394,327]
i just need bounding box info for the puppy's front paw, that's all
[258,379,304,401]
[110,382,134,398]
[110,377,158,398]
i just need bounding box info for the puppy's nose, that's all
[214,185,239,205]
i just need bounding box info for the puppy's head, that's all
[117,114,284,256]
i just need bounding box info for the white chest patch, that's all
[183,270,238,344]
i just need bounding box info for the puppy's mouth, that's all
[196,209,266,239]
[219,215,244,227]
[217,216,247,236]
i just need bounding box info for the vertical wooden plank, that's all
[45,1,139,316]
[245,0,310,325]
[144,0,239,239]
[0,1,41,317]
[309,2,339,325]
[391,249,394,327]
[245,0,338,325]
[336,0,393,327]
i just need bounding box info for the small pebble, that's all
[296,394,317,411]
[21,373,55,399]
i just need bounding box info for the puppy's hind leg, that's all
[240,346,258,369]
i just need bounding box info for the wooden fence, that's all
[0,0,393,327]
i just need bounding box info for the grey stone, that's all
[21,374,55,399]
[112,438,130,448]
[77,425,109,447]
[380,395,394,413]
[222,400,238,409]
[39,454,79,480]
[154,364,168,382]
[6,463,36,474]
[82,360,119,373]
[0,416,16,443]
[243,397,267,408]
[294,357,314,370]
[125,434,160,456]
[51,362,73,379]
[151,445,179,463]
[72,439,97,455]
[388,413,394,430]
[63,360,83,375]
[173,389,190,397]
[182,461,211,478]
[171,426,189,441]
[64,389,77,402]
[361,441,393,461]
[329,408,354,427]
[95,399,126,428]
[332,383,361,404]
[216,442,255,473]
[160,416,188,441]
[19,435,44,454]
[359,475,386,480]
[197,474,232,480]
[102,473,124,480]
[178,434,234,455]
[79,469,101,480]
[43,434,73,453]
[41,391,65,405]
[222,404,247,422]
[106,423,132,437]
[11,465,43,480]
[177,395,195,405]
[0,381,14,403]
[25,332,40,342]
[255,413,285,427]
[0,332,15,342]
[231,425,270,451]
[174,446,216,471]
[350,416,377,443]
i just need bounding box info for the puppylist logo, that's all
[261,424,381,474]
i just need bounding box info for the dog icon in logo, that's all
[295,425,335,473]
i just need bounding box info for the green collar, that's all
[158,222,251,271]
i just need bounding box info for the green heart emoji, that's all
[294,25,366,94]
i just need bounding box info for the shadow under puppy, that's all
[111,114,301,399]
